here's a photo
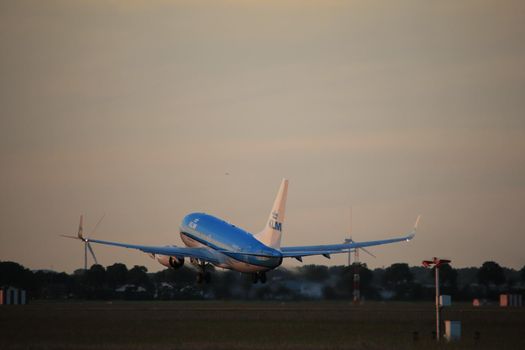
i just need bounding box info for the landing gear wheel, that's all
[252,273,259,284]
[196,272,204,284]
[204,272,211,284]
[259,272,267,284]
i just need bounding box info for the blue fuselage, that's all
[179,213,283,272]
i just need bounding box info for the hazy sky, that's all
[1,0,524,273]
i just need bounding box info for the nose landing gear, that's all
[196,271,211,284]
[191,258,212,284]
[252,272,267,284]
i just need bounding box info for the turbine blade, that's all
[78,214,84,239]
[359,247,376,258]
[87,242,98,265]
[414,215,421,230]
[60,234,82,240]
[91,213,106,235]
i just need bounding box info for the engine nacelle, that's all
[156,255,185,269]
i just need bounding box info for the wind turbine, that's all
[344,207,375,303]
[344,207,376,266]
[62,214,104,270]
[344,238,377,264]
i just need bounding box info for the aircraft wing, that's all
[85,238,224,265]
[280,216,419,259]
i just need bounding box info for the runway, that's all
[0,301,523,349]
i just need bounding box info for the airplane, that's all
[63,179,419,284]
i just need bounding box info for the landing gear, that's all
[259,272,267,284]
[196,271,211,284]
[192,258,212,284]
[252,272,267,284]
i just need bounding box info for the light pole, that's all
[422,257,451,341]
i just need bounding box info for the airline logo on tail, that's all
[269,211,282,232]
[254,179,288,249]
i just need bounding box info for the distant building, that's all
[0,286,27,305]
[114,284,150,300]
[115,284,147,293]
[500,294,523,307]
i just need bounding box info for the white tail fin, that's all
[254,178,288,249]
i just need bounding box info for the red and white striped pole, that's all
[422,257,451,341]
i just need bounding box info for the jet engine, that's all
[157,255,185,269]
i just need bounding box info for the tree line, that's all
[1,260,523,301]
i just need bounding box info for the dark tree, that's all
[154,266,195,285]
[382,263,413,287]
[298,265,329,282]
[106,263,128,288]
[335,264,375,299]
[213,270,239,299]
[381,263,415,300]
[85,264,106,287]
[430,264,458,293]
[334,265,353,298]
[521,265,525,282]
[127,265,153,291]
[358,264,375,295]
[271,267,296,282]
[33,271,73,299]
[477,261,505,286]
[0,261,35,290]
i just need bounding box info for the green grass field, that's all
[0,301,523,349]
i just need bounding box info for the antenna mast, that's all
[347,207,352,266]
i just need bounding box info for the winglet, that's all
[414,215,421,231]
[406,215,421,241]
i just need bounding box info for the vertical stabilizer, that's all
[254,179,288,249]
